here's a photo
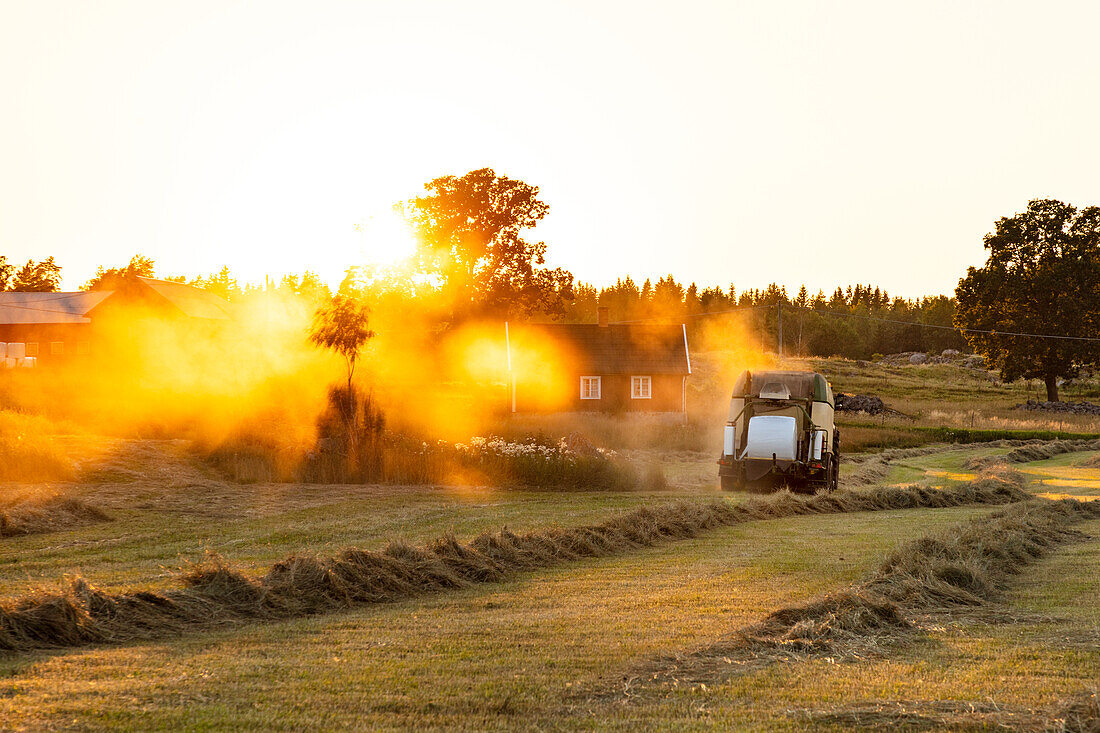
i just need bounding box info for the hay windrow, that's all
[0,469,1036,654]
[0,495,110,537]
[1006,438,1100,464]
[631,497,1100,691]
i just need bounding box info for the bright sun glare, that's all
[357,211,419,267]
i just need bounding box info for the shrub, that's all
[452,436,640,490]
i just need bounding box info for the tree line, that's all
[0,253,332,304]
[5,167,1098,401]
[564,277,965,359]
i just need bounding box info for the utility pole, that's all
[777,301,783,357]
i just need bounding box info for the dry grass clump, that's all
[802,699,1045,731]
[0,495,110,537]
[746,591,913,653]
[1048,691,1100,733]
[802,687,1099,731]
[0,411,74,483]
[0,470,1035,654]
[638,496,1100,689]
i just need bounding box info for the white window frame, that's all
[580,376,602,400]
[631,375,652,399]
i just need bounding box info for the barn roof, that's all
[135,277,232,320]
[0,291,112,325]
[0,278,232,325]
[511,323,691,375]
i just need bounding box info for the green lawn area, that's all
[612,517,1100,731]
[0,506,990,731]
[2,438,1099,730]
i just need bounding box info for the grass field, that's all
[1,356,1099,730]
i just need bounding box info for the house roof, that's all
[0,291,112,325]
[135,277,232,320]
[511,323,691,375]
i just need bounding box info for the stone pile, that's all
[835,393,887,415]
[1014,399,1100,415]
[878,350,985,369]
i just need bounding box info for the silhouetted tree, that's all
[278,271,332,303]
[11,257,61,292]
[84,254,156,290]
[310,295,375,395]
[189,266,242,301]
[955,198,1100,401]
[402,168,573,320]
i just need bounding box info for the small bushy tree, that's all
[84,254,155,290]
[309,295,375,395]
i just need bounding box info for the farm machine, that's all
[717,370,840,492]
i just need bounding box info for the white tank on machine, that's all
[742,415,799,461]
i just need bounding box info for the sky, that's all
[3,1,1100,297]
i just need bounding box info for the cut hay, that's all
[0,495,110,537]
[0,468,1037,654]
[961,454,1007,471]
[633,496,1100,690]
[1006,438,1100,464]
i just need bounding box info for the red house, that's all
[506,308,691,414]
[0,277,231,366]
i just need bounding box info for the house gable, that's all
[507,321,690,413]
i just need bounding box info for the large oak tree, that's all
[955,198,1100,401]
[401,168,573,321]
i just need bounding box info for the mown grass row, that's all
[0,470,1031,654]
[641,496,1100,688]
[0,495,109,537]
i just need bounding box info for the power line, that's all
[785,303,1100,343]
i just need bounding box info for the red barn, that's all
[0,277,231,366]
[506,308,691,414]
